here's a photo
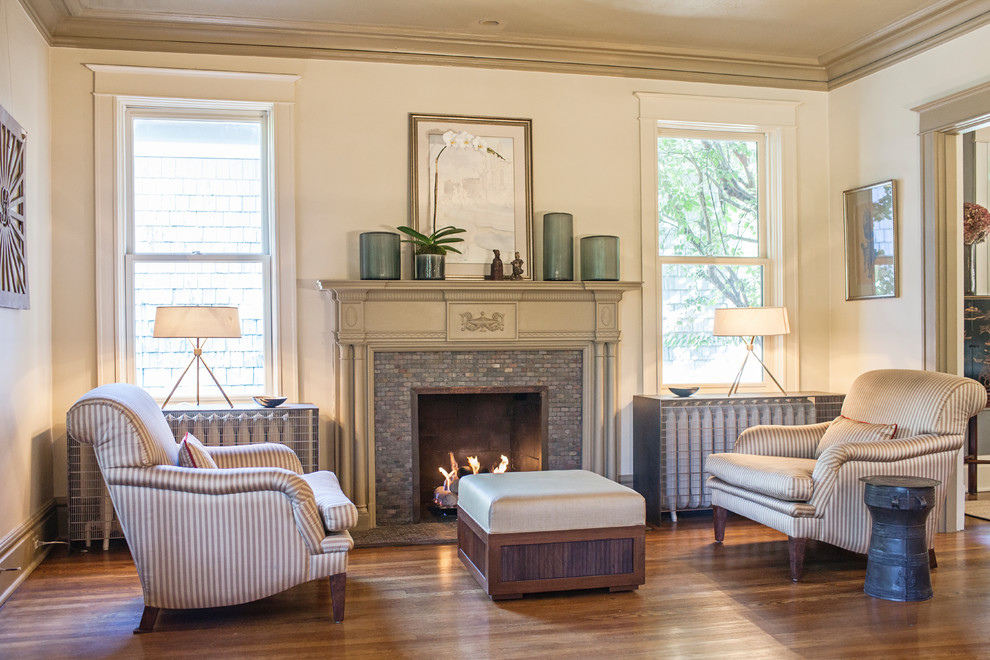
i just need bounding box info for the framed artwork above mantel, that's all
[409,113,533,280]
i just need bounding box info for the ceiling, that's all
[18,0,990,89]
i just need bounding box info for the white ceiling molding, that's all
[18,0,990,90]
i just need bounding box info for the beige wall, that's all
[827,22,990,392]
[0,0,52,543]
[49,48,832,486]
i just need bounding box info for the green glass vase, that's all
[543,212,573,281]
[359,232,401,280]
[580,235,619,281]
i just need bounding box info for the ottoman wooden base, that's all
[457,508,645,600]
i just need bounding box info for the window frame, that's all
[91,65,299,402]
[636,92,800,396]
[656,128,774,388]
[122,104,276,396]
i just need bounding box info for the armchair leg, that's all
[330,573,346,623]
[929,548,937,569]
[788,537,806,582]
[133,606,159,634]
[713,505,727,543]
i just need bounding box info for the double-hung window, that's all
[125,106,273,401]
[92,65,300,404]
[657,130,771,386]
[637,92,798,394]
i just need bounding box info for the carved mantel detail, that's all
[317,279,640,528]
[460,311,505,332]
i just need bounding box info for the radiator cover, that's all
[67,404,319,545]
[633,393,844,522]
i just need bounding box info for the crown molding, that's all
[18,0,990,90]
[822,0,990,89]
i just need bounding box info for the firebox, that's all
[412,386,548,521]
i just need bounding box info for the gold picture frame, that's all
[409,113,533,280]
[843,180,897,301]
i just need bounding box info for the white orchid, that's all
[408,128,507,244]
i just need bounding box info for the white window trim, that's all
[636,92,801,395]
[91,65,300,401]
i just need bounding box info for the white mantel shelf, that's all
[317,278,641,528]
[317,279,641,293]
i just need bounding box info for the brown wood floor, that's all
[2,512,990,659]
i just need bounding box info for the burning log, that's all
[433,453,512,509]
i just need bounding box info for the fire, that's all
[432,453,513,509]
[438,466,455,490]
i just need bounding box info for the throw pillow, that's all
[815,415,897,458]
[177,432,218,469]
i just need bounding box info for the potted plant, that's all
[396,224,465,280]
[399,130,504,279]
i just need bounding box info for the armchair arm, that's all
[812,434,963,477]
[103,465,327,553]
[734,421,831,458]
[808,433,963,511]
[206,443,304,473]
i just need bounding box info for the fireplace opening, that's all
[412,386,548,521]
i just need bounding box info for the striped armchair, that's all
[67,383,357,632]
[705,369,985,581]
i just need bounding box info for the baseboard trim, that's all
[0,501,57,607]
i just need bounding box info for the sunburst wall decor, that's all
[0,104,27,310]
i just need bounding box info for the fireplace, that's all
[318,279,637,529]
[374,349,582,525]
[413,387,548,521]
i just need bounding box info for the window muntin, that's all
[657,132,772,387]
[124,107,274,401]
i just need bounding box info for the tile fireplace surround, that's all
[318,280,639,529]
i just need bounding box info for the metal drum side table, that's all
[860,475,940,602]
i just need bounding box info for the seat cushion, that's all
[456,469,645,535]
[815,415,897,458]
[705,453,816,502]
[300,471,358,531]
[176,432,218,469]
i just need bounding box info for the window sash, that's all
[657,128,768,260]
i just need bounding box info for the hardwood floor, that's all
[2,512,990,659]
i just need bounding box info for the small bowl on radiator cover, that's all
[668,387,700,398]
[253,396,287,408]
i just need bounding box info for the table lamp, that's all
[153,305,241,407]
[713,306,790,396]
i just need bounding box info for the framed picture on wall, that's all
[0,103,28,310]
[409,113,533,280]
[843,179,897,301]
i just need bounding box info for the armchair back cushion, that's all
[840,369,985,438]
[68,383,178,468]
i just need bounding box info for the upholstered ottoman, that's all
[456,469,646,600]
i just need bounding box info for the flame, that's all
[467,456,481,474]
[438,466,455,490]
[493,455,509,473]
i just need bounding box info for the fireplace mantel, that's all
[318,279,640,528]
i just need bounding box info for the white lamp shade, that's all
[712,306,790,337]
[153,306,242,339]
